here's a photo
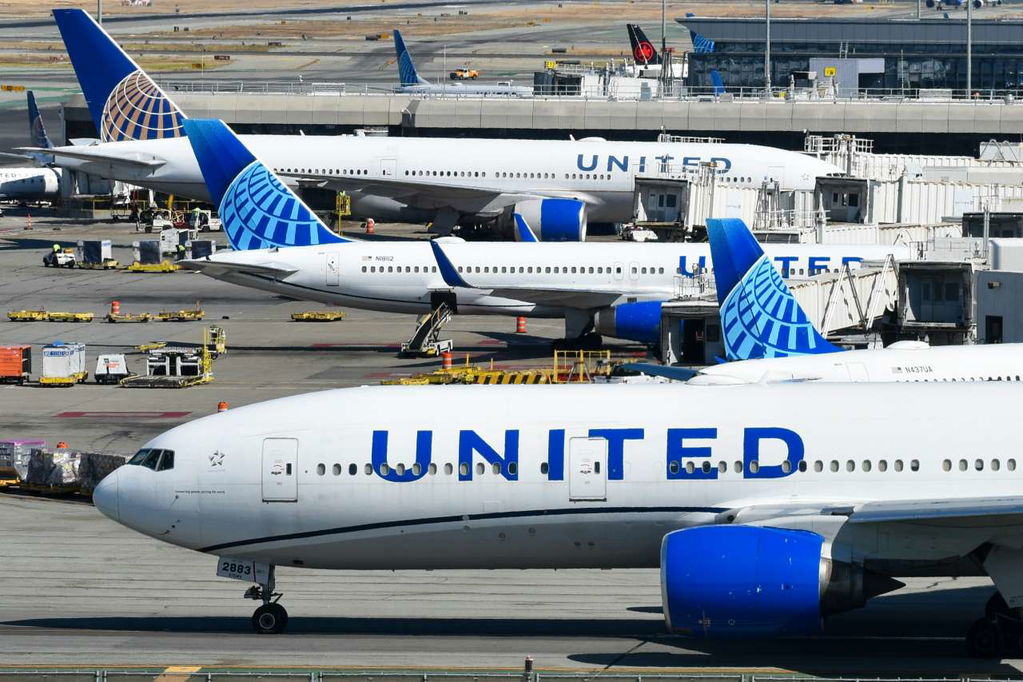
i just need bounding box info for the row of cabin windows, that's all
[278,168,368,176]
[667,458,922,475]
[314,461,519,477]
[313,458,936,479]
[361,265,439,274]
[907,375,1022,382]
[406,170,488,178]
[942,458,1016,472]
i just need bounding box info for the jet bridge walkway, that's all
[788,255,899,336]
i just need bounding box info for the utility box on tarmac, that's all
[41,342,87,386]
[0,345,31,384]
[95,354,131,384]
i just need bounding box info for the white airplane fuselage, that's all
[45,136,839,222]
[0,166,60,201]
[693,342,1023,384]
[191,240,909,317]
[95,381,1020,574]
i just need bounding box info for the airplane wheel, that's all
[986,593,1012,619]
[966,618,1003,658]
[252,603,288,634]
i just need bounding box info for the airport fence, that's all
[0,672,1004,682]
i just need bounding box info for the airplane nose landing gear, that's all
[245,565,288,634]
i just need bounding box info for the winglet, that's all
[707,217,841,360]
[513,214,539,243]
[429,240,472,288]
[182,118,348,251]
[27,92,53,149]
[393,29,428,87]
[53,9,186,142]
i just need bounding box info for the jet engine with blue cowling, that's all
[512,198,587,242]
[594,301,664,344]
[660,525,903,636]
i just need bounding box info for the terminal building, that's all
[679,16,1023,94]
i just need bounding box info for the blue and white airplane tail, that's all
[52,8,186,142]
[393,29,429,87]
[707,218,841,361]
[710,70,726,96]
[182,119,348,251]
[27,92,53,150]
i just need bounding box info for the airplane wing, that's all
[723,495,1023,529]
[281,171,575,212]
[179,258,298,279]
[18,146,166,169]
[428,238,621,309]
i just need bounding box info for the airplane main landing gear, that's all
[966,595,1023,658]
[245,565,287,634]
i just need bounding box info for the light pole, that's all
[764,0,772,96]
[661,0,667,54]
[97,0,102,24]
[966,0,973,97]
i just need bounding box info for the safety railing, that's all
[0,671,988,682]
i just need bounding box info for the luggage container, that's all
[77,239,118,269]
[40,341,88,386]
[0,439,46,483]
[0,345,31,384]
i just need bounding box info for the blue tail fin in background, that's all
[53,8,186,142]
[27,92,53,149]
[182,119,348,251]
[689,29,715,53]
[710,70,725,96]
[707,218,841,361]
[393,29,428,87]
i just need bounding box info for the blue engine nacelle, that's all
[660,526,896,637]
[594,301,662,344]
[513,198,587,242]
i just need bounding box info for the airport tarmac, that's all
[0,492,1020,673]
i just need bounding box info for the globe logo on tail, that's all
[221,161,337,250]
[719,256,830,360]
[101,70,184,142]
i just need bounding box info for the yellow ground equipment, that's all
[127,261,180,273]
[107,312,151,323]
[205,325,227,357]
[8,310,94,323]
[450,68,479,80]
[382,351,615,386]
[291,311,347,322]
[552,350,613,383]
[134,341,167,352]
[39,342,88,387]
[156,304,205,321]
[121,345,213,388]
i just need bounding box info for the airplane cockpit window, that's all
[128,448,174,471]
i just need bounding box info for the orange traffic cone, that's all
[110,300,121,316]
[516,316,527,333]
[441,351,453,370]
[217,401,229,412]
[366,218,376,235]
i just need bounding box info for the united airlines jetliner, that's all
[0,91,61,202]
[630,217,1023,384]
[392,29,532,97]
[93,378,1023,656]
[37,9,841,239]
[180,118,909,345]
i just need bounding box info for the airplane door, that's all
[262,438,298,502]
[381,159,397,177]
[569,437,607,501]
[845,363,869,382]
[325,252,340,286]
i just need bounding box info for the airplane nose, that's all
[92,469,120,522]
